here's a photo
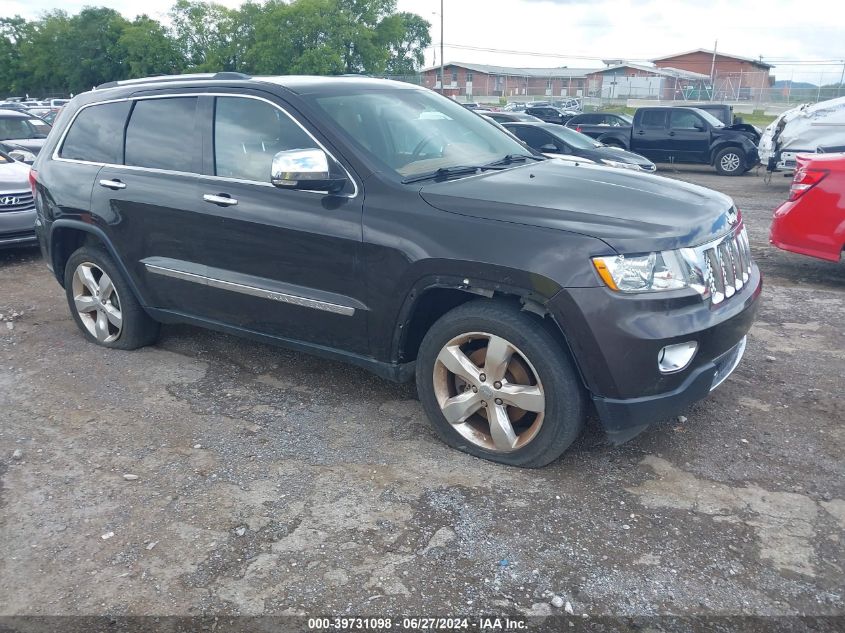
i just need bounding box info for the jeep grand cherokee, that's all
[30,73,761,467]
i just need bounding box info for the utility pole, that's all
[710,40,718,101]
[440,0,444,95]
[839,60,845,97]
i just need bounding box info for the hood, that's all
[583,145,655,168]
[0,158,31,188]
[0,138,46,155]
[711,126,756,144]
[418,160,735,253]
[759,97,845,161]
[725,122,761,142]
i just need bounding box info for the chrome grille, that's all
[698,227,753,306]
[0,191,34,213]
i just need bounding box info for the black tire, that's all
[416,300,586,468]
[714,147,745,176]
[64,246,159,350]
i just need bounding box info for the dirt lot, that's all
[1,165,843,627]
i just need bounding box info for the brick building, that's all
[652,49,774,100]
[585,63,710,100]
[419,62,595,99]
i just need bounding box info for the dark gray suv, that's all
[30,73,761,467]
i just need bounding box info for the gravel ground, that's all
[0,165,843,627]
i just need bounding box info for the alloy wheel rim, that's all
[721,153,740,172]
[432,332,545,453]
[71,262,123,343]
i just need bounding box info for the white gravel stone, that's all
[123,474,139,481]
[551,595,565,608]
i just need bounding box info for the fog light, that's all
[658,341,698,374]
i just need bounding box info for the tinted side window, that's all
[125,97,197,172]
[511,126,553,150]
[214,97,317,182]
[670,110,702,129]
[59,101,130,164]
[639,110,668,128]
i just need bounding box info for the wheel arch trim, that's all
[390,272,565,364]
[49,220,147,306]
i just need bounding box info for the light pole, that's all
[440,1,444,94]
[431,2,444,94]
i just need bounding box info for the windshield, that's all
[692,109,725,128]
[0,116,47,140]
[546,125,602,150]
[618,114,634,124]
[309,89,531,179]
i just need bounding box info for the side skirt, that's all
[146,307,416,383]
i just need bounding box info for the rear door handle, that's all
[203,194,238,207]
[99,179,126,190]
[636,130,646,135]
[668,131,676,136]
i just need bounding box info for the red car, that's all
[770,153,845,262]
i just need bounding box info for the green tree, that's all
[169,0,235,70]
[0,17,29,95]
[121,15,184,77]
[378,12,431,76]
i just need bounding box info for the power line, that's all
[419,43,845,67]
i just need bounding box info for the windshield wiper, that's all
[486,153,545,166]
[401,164,507,184]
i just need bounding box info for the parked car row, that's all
[0,108,52,163]
[562,106,760,176]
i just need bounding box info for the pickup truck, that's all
[568,106,760,176]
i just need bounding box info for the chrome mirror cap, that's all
[271,148,345,193]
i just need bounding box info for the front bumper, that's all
[594,336,747,443]
[0,209,37,248]
[549,263,762,442]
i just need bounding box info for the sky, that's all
[5,0,845,83]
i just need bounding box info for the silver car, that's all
[0,151,36,248]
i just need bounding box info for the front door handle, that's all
[668,131,676,136]
[636,130,646,135]
[203,193,238,207]
[99,179,126,190]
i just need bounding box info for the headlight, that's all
[9,149,36,163]
[592,250,691,293]
[600,158,641,171]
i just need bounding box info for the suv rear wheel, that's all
[64,246,159,350]
[416,300,586,467]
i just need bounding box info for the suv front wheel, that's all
[416,300,586,467]
[714,147,746,176]
[64,246,160,350]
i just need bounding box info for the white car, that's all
[0,149,37,248]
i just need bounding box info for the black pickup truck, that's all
[567,107,760,175]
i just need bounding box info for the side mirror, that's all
[694,122,706,131]
[271,148,346,193]
[540,144,559,153]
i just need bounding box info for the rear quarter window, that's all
[59,101,131,164]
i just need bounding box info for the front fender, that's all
[597,133,629,149]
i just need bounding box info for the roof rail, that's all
[96,72,251,90]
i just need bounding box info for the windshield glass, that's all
[618,114,634,124]
[0,116,47,140]
[309,89,531,179]
[692,109,725,128]
[547,125,602,149]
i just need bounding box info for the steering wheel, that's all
[411,134,448,160]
